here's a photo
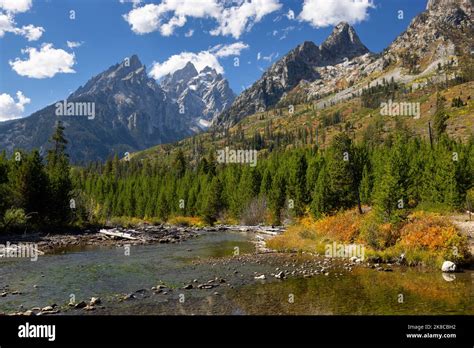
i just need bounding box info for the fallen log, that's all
[99,229,138,240]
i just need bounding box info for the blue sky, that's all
[0,0,427,121]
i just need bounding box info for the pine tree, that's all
[9,150,49,225]
[310,164,331,218]
[433,92,449,140]
[359,164,371,205]
[46,121,73,225]
[173,149,187,178]
[288,153,308,216]
[269,172,286,225]
[202,177,223,225]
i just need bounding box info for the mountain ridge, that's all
[214,21,371,128]
[0,56,235,163]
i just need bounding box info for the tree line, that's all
[74,129,474,226]
[0,122,72,231]
[0,121,472,231]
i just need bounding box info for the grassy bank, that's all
[267,209,471,268]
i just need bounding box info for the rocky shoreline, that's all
[0,224,284,255]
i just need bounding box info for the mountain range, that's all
[0,57,234,163]
[0,0,472,163]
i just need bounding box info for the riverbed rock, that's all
[0,292,7,297]
[74,301,87,309]
[197,284,214,289]
[183,284,193,290]
[275,271,285,279]
[89,297,101,306]
[254,274,266,280]
[441,261,456,272]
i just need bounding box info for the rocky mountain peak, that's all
[320,22,369,63]
[70,54,150,99]
[201,66,217,74]
[426,0,473,11]
[165,62,199,85]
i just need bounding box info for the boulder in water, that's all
[441,261,456,272]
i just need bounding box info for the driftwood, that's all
[218,225,285,235]
[99,229,139,240]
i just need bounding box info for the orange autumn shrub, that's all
[358,210,400,250]
[313,209,362,242]
[398,211,470,262]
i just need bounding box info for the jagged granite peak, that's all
[161,62,235,123]
[71,54,150,98]
[320,22,370,63]
[215,24,371,128]
[161,62,199,91]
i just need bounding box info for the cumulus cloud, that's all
[0,91,31,121]
[184,29,194,37]
[299,0,374,28]
[0,1,44,41]
[209,0,282,38]
[149,41,249,80]
[123,0,281,39]
[0,0,32,13]
[0,11,14,35]
[9,43,76,79]
[16,24,44,41]
[0,12,43,41]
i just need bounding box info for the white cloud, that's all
[262,52,277,62]
[0,11,14,36]
[210,42,249,57]
[0,12,44,41]
[67,40,83,49]
[124,0,281,39]
[150,41,249,80]
[16,24,44,41]
[119,0,142,7]
[257,52,261,60]
[0,91,30,121]
[9,43,76,79]
[0,0,32,13]
[0,0,44,42]
[279,25,295,40]
[184,29,194,37]
[285,9,295,20]
[210,0,282,38]
[123,1,220,36]
[150,51,221,79]
[299,0,374,28]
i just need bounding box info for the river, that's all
[0,230,472,315]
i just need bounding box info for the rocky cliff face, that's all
[214,22,370,128]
